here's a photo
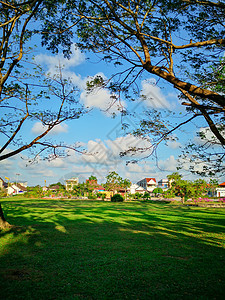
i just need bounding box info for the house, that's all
[128,184,146,195]
[0,177,8,189]
[48,185,61,192]
[18,181,28,188]
[208,182,225,198]
[7,183,27,195]
[215,182,225,197]
[86,179,105,193]
[136,178,157,192]
[158,179,169,190]
[66,177,79,191]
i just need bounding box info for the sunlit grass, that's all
[0,197,225,299]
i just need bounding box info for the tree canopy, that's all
[0,0,86,162]
[1,0,224,174]
[62,0,225,175]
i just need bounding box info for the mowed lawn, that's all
[0,198,225,299]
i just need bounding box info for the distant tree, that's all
[88,175,97,181]
[121,178,131,200]
[73,183,91,198]
[207,179,219,197]
[104,171,123,195]
[133,192,143,200]
[111,193,124,202]
[163,189,176,199]
[152,188,163,197]
[49,182,65,190]
[143,192,151,201]
[166,174,208,203]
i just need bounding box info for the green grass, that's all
[0,197,225,299]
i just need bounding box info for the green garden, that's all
[0,197,225,299]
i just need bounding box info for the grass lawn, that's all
[0,197,225,299]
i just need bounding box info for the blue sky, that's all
[1,42,222,186]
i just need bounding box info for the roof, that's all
[16,183,27,192]
[219,182,225,187]
[146,178,156,183]
[49,185,60,190]
[86,180,105,191]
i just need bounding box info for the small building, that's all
[86,179,105,193]
[158,179,169,190]
[128,184,146,195]
[48,185,61,192]
[215,182,225,197]
[7,183,27,195]
[208,182,225,198]
[0,177,8,189]
[137,178,157,192]
[66,177,79,191]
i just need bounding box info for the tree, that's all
[104,171,123,194]
[121,178,131,200]
[0,0,87,227]
[166,173,208,203]
[152,187,163,197]
[68,0,225,175]
[88,175,97,181]
[142,192,150,200]
[111,193,124,202]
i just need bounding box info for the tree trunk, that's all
[0,202,11,229]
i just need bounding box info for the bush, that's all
[111,194,124,202]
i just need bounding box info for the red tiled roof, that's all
[219,182,225,187]
[146,178,156,183]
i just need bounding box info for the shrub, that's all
[111,194,124,202]
[143,192,151,200]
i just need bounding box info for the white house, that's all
[66,177,79,191]
[215,182,225,197]
[7,183,27,195]
[136,178,157,192]
[208,182,225,198]
[158,179,169,190]
[128,184,146,195]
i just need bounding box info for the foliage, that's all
[0,0,87,162]
[152,188,163,196]
[49,182,65,190]
[133,192,143,200]
[24,186,44,198]
[0,189,7,198]
[104,171,123,192]
[142,192,151,200]
[73,183,92,197]
[96,192,106,200]
[70,0,225,175]
[166,172,209,203]
[163,189,176,199]
[88,175,97,181]
[111,193,124,202]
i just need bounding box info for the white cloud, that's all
[158,155,178,172]
[140,78,171,109]
[80,88,124,113]
[195,127,225,146]
[35,47,124,114]
[31,122,68,135]
[167,139,182,149]
[35,44,85,72]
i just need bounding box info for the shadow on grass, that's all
[0,198,225,300]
